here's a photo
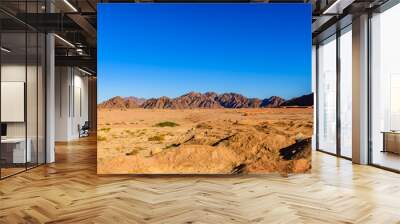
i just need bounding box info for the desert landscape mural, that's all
[97,93,313,174]
[97,4,311,174]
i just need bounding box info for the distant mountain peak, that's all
[98,92,313,109]
[260,96,285,108]
[124,96,146,105]
[98,96,141,109]
[281,93,313,107]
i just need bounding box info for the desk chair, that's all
[79,121,90,138]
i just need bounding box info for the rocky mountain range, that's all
[98,96,145,109]
[98,92,313,109]
[281,93,313,107]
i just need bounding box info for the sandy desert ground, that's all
[97,108,313,174]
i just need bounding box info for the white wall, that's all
[55,67,89,141]
[72,72,89,138]
[55,66,69,141]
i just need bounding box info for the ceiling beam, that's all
[67,13,97,45]
[322,0,356,14]
[55,55,96,73]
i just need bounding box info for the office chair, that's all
[79,121,90,138]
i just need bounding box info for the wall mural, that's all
[97,3,313,174]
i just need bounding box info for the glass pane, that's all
[0,1,46,178]
[27,31,38,169]
[371,4,400,171]
[26,0,38,169]
[340,28,352,158]
[1,31,27,177]
[317,36,337,154]
[38,33,45,165]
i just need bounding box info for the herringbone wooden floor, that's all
[1,136,400,224]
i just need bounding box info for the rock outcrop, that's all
[260,96,285,108]
[98,96,140,109]
[281,93,313,107]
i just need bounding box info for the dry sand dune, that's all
[97,108,313,175]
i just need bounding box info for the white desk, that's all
[1,138,31,163]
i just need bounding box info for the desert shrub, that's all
[135,146,145,151]
[124,129,136,136]
[99,127,111,132]
[154,121,179,127]
[125,150,138,156]
[148,135,165,142]
[195,122,212,129]
[165,143,180,149]
[98,135,107,141]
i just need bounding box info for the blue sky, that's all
[98,3,311,101]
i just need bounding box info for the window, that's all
[0,2,46,179]
[339,27,352,158]
[370,2,400,171]
[317,35,337,154]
